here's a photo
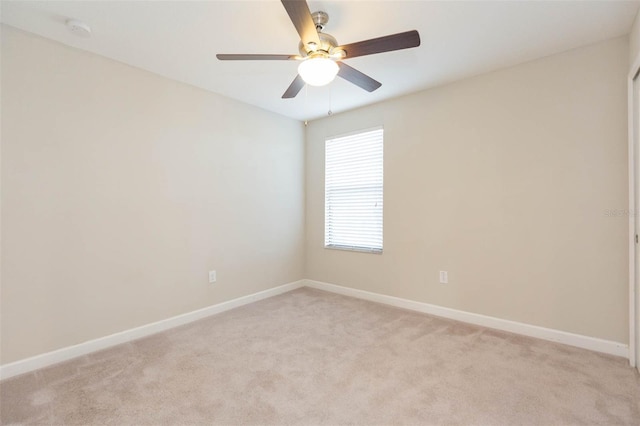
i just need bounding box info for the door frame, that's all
[627,52,640,369]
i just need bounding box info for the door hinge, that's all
[636,234,638,244]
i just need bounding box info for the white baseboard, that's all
[0,280,304,381]
[304,279,629,359]
[1,278,629,380]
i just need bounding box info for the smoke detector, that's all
[65,19,91,38]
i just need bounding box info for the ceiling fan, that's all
[216,0,421,99]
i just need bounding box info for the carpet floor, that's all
[1,287,639,425]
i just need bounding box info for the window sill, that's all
[324,245,383,254]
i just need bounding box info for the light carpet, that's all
[1,287,639,425]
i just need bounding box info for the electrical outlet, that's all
[439,271,448,284]
[209,270,217,283]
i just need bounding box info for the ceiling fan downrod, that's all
[311,11,329,31]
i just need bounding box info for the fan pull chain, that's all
[304,84,309,126]
[328,84,333,116]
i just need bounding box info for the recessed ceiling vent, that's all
[65,19,91,38]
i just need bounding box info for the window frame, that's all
[324,126,384,254]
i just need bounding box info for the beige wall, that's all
[1,25,631,365]
[1,26,305,363]
[306,37,629,343]
[630,10,640,66]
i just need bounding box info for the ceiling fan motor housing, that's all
[297,11,341,58]
[298,31,338,57]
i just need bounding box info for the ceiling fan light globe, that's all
[298,57,339,86]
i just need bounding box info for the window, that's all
[325,127,383,253]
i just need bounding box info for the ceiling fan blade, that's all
[281,0,321,47]
[282,74,305,99]
[216,54,298,61]
[337,30,420,59]
[337,62,381,92]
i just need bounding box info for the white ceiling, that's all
[2,1,639,121]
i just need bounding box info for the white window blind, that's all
[325,127,383,253]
